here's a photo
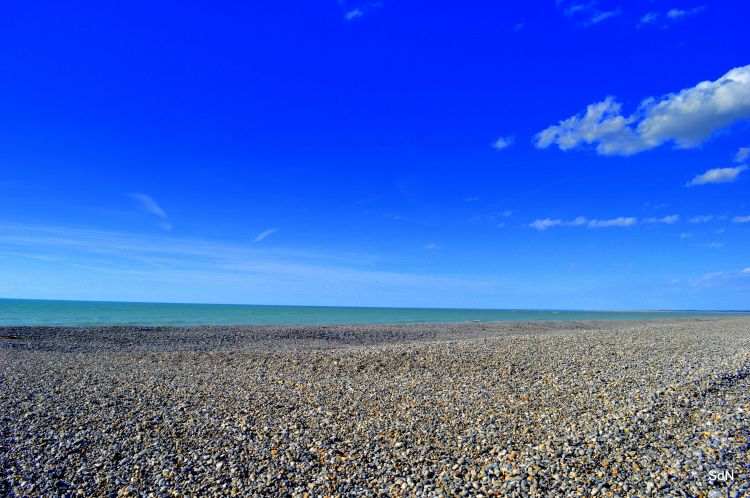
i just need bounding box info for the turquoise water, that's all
[0,299,745,326]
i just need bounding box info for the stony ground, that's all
[1,319,749,497]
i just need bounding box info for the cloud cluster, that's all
[687,165,747,186]
[535,65,750,155]
[529,216,637,230]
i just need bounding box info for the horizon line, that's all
[1,296,748,314]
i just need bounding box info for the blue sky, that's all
[1,0,749,309]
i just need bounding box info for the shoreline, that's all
[2,318,749,496]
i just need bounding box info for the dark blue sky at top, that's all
[1,1,748,309]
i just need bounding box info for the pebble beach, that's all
[1,318,749,497]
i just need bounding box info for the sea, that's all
[0,299,745,327]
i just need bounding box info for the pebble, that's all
[1,318,749,496]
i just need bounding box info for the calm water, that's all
[0,299,745,326]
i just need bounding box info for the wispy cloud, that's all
[535,64,750,156]
[342,1,382,21]
[344,8,363,20]
[687,165,747,186]
[638,6,705,27]
[666,6,705,20]
[689,215,713,223]
[492,210,515,219]
[644,202,668,210]
[424,243,441,251]
[529,216,637,230]
[125,193,171,231]
[588,216,637,228]
[529,218,563,231]
[559,1,621,27]
[733,215,750,223]
[0,222,502,305]
[644,215,679,224]
[125,193,168,219]
[581,8,621,26]
[637,11,659,27]
[706,241,724,248]
[735,146,750,163]
[689,267,750,288]
[491,136,515,150]
[562,1,596,17]
[253,228,279,243]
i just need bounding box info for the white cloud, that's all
[492,209,515,219]
[644,214,679,224]
[562,1,595,17]
[535,65,750,155]
[638,11,659,27]
[588,216,637,228]
[492,136,515,150]
[425,243,441,251]
[689,215,713,223]
[529,219,563,231]
[559,1,621,26]
[690,267,750,287]
[707,241,724,248]
[125,193,171,231]
[666,6,705,20]
[639,6,705,28]
[644,202,668,210]
[735,146,750,163]
[344,8,363,20]
[529,216,637,229]
[679,232,693,239]
[581,8,621,26]
[342,2,383,21]
[253,228,279,243]
[688,165,747,186]
[733,215,750,223]
[125,193,168,220]
[569,216,589,226]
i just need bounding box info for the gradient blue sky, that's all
[1,1,749,309]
